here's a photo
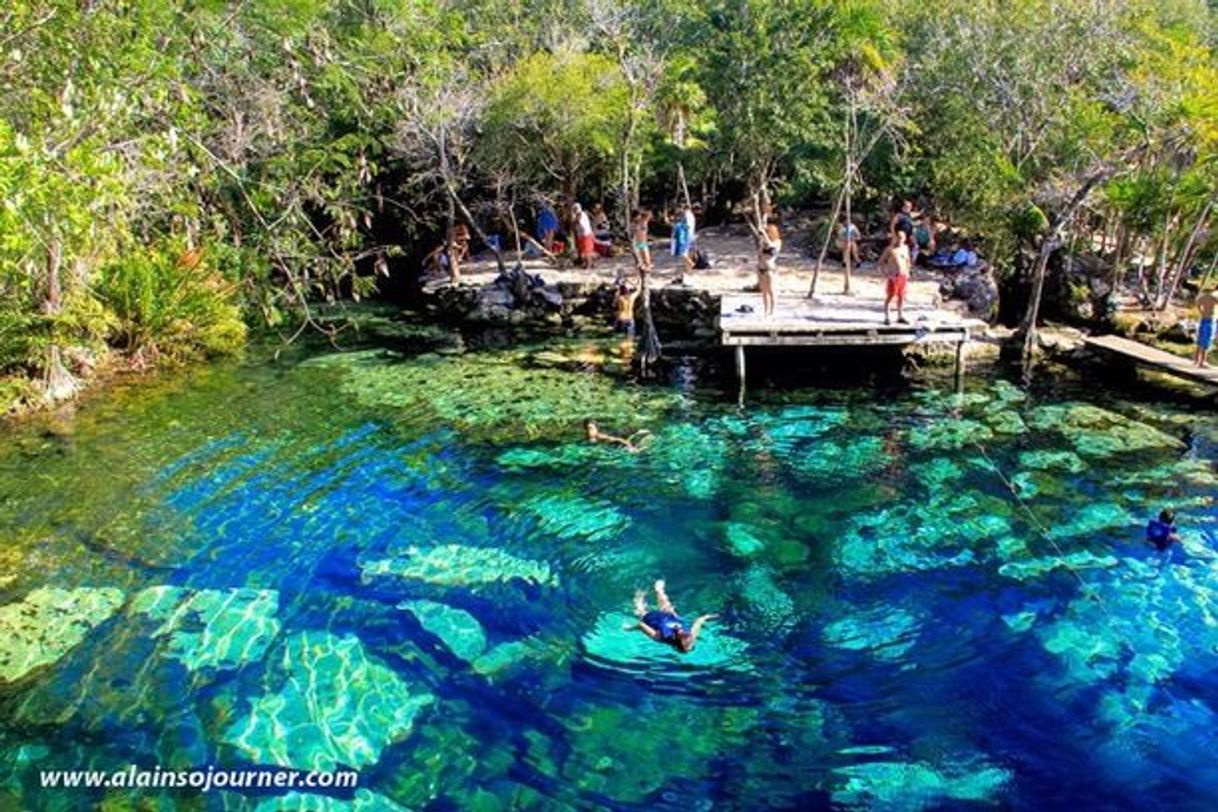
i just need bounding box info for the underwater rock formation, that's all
[361,544,556,588]
[399,600,487,663]
[224,631,434,772]
[0,587,125,683]
[831,758,1013,810]
[823,605,921,661]
[129,586,281,672]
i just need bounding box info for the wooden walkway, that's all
[719,294,987,393]
[1084,334,1218,387]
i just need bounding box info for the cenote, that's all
[2,327,1218,811]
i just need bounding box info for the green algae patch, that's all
[823,606,920,661]
[129,586,280,672]
[0,587,125,683]
[1026,403,1183,458]
[399,600,487,663]
[581,612,750,674]
[225,631,434,772]
[908,458,965,489]
[255,789,411,811]
[909,418,993,452]
[794,436,889,482]
[361,544,556,589]
[1018,450,1087,474]
[517,494,630,542]
[331,348,682,441]
[832,759,1013,811]
[1044,502,1136,541]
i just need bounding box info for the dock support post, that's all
[954,340,967,393]
[735,344,746,404]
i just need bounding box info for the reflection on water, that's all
[0,338,1216,810]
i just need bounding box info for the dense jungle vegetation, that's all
[3,0,1217,410]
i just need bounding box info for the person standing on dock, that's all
[1194,289,1216,368]
[757,220,782,317]
[880,231,911,325]
[573,203,597,270]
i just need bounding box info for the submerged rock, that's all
[399,600,487,663]
[255,789,411,811]
[129,586,280,673]
[823,605,921,661]
[997,550,1120,581]
[224,631,434,772]
[517,494,630,542]
[831,758,1013,810]
[361,544,556,588]
[0,587,125,683]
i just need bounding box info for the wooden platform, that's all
[719,294,986,347]
[1084,334,1218,387]
[719,294,987,397]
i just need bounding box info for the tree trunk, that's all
[448,185,506,276]
[1160,196,1214,311]
[1021,165,1118,372]
[676,161,691,209]
[842,96,857,296]
[43,239,63,314]
[808,185,846,297]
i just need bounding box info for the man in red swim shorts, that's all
[880,230,912,325]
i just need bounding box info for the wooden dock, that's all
[719,294,987,393]
[1084,334,1218,387]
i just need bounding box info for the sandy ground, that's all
[429,228,947,309]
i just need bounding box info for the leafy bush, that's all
[97,243,246,363]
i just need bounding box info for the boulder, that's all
[940,266,999,318]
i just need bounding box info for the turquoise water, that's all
[1,332,1217,810]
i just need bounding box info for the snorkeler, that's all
[1147,508,1181,556]
[624,579,718,654]
[584,419,651,453]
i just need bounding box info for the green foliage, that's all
[483,49,629,195]
[97,245,246,363]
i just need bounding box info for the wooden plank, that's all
[722,330,970,347]
[1085,334,1218,386]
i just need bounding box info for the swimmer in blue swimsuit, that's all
[624,579,718,653]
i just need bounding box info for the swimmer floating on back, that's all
[623,579,718,654]
[584,419,651,453]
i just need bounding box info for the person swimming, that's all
[585,419,650,453]
[1147,508,1181,554]
[624,579,717,654]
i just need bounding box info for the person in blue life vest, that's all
[624,579,718,653]
[1146,508,1182,562]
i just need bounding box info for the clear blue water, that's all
[1,334,1217,810]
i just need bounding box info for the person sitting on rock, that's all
[584,419,650,453]
[623,580,718,654]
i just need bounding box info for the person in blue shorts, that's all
[624,579,717,653]
[1195,289,1216,368]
